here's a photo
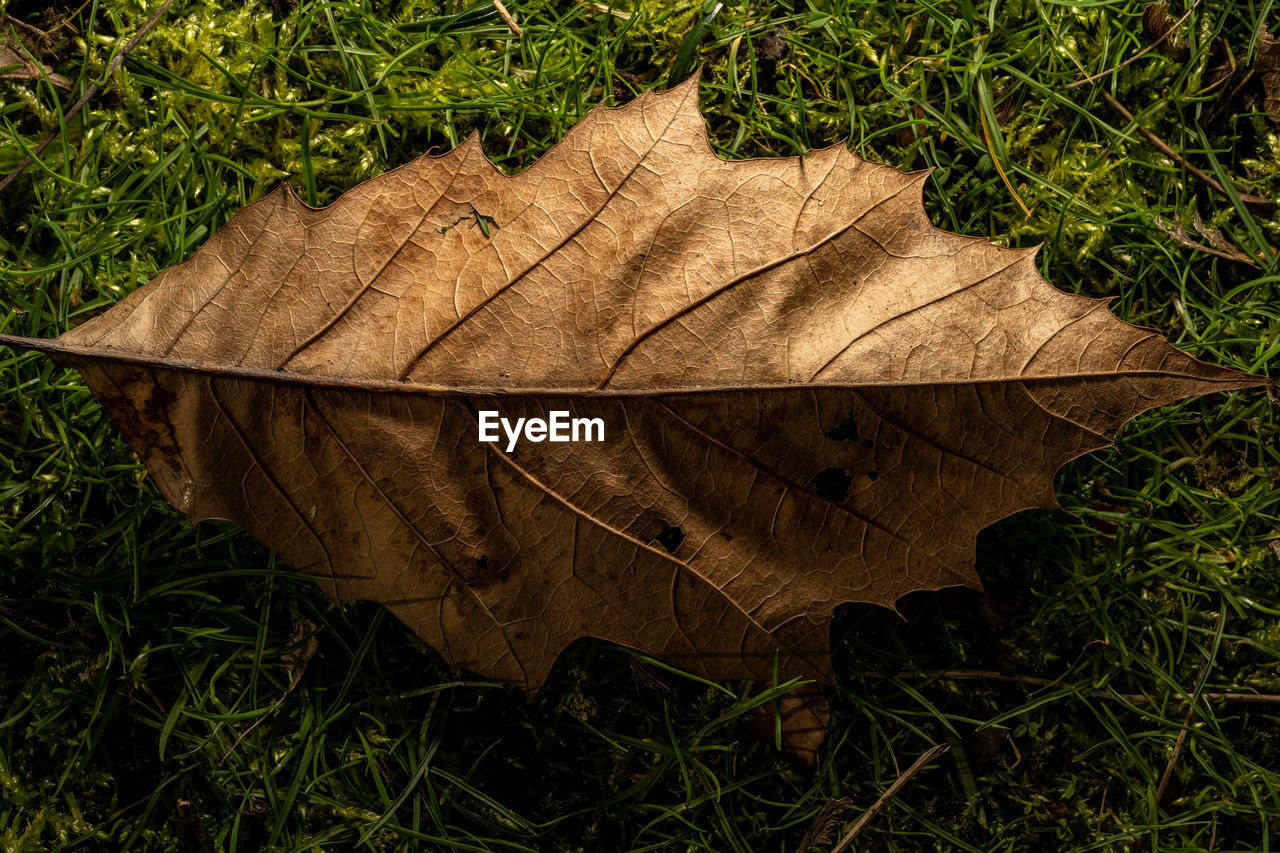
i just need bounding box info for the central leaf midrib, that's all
[13,337,1248,396]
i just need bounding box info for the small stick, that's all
[578,1,631,20]
[492,0,522,36]
[0,0,175,194]
[1153,686,1201,807]
[873,668,1280,706]
[830,743,950,853]
[220,618,319,765]
[1100,90,1276,213]
[1064,2,1198,90]
[1154,611,1225,809]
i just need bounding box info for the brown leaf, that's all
[1140,2,1183,58]
[746,686,829,762]
[0,78,1264,744]
[1154,212,1261,265]
[1258,25,1280,126]
[0,33,72,89]
[282,614,319,687]
[1141,2,1171,44]
[797,794,854,852]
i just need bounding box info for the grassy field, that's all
[1,0,1278,850]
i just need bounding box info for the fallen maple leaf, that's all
[0,77,1264,740]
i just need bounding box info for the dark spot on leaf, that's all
[825,413,861,442]
[812,467,852,502]
[468,554,508,586]
[655,521,684,554]
[867,469,878,483]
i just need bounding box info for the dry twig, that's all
[492,0,522,36]
[0,0,175,193]
[1154,611,1226,810]
[1100,90,1276,214]
[830,744,950,853]
[874,668,1280,706]
[1064,2,1198,90]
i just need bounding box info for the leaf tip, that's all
[666,63,704,99]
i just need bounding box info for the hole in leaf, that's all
[655,521,685,554]
[825,414,861,442]
[474,211,498,238]
[811,467,852,502]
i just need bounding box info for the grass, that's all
[0,0,1277,850]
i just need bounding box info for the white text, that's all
[478,410,605,451]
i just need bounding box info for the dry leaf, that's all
[1141,3,1171,44]
[0,78,1264,737]
[0,34,72,89]
[1140,2,1183,59]
[797,795,854,851]
[1155,212,1261,265]
[1257,26,1280,126]
[282,614,319,686]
